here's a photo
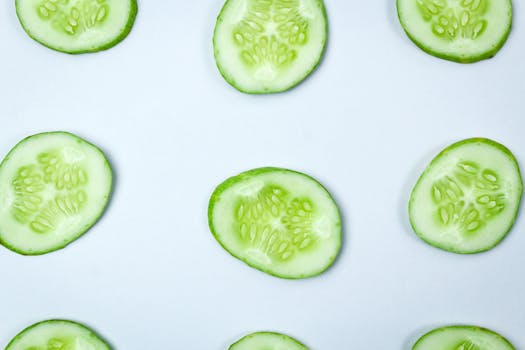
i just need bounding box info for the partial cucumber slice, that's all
[230,332,308,350]
[413,325,515,350]
[213,0,328,93]
[208,168,341,279]
[397,0,512,63]
[16,0,137,54]
[6,319,111,350]
[0,132,113,255]
[409,138,523,253]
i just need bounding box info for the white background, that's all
[0,0,524,348]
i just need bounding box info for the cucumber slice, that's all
[213,0,328,93]
[16,0,137,54]
[229,332,308,350]
[5,319,111,350]
[208,167,341,279]
[0,132,113,255]
[413,325,515,350]
[397,0,512,63]
[409,138,523,253]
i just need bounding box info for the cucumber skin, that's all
[15,0,138,54]
[229,331,308,350]
[0,131,113,256]
[409,138,523,254]
[208,167,342,279]
[5,319,112,350]
[413,325,516,350]
[212,0,328,94]
[396,0,513,63]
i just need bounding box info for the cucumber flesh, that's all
[208,168,341,279]
[213,0,328,93]
[413,325,515,350]
[397,0,512,63]
[409,138,523,253]
[16,0,137,54]
[5,319,111,350]
[229,332,308,350]
[0,132,113,255]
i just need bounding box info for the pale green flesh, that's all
[16,0,137,53]
[413,326,515,350]
[0,132,112,255]
[209,168,341,279]
[397,0,512,62]
[6,320,110,350]
[230,332,308,350]
[213,0,327,93]
[410,138,523,253]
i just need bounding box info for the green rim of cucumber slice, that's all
[229,332,308,350]
[409,138,523,254]
[0,131,113,255]
[16,0,138,54]
[213,0,328,93]
[397,0,513,63]
[413,325,515,350]
[5,319,111,350]
[208,167,342,279]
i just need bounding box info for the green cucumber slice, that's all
[6,319,111,350]
[397,0,512,63]
[0,132,113,255]
[16,0,137,54]
[409,138,523,253]
[229,332,308,350]
[213,0,328,93]
[413,325,515,350]
[208,167,341,279]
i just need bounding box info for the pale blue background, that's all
[0,0,523,348]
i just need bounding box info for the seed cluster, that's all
[24,337,72,350]
[36,0,109,36]
[235,185,316,262]
[455,340,480,350]
[12,165,45,225]
[432,161,506,234]
[417,0,488,40]
[11,150,88,234]
[232,0,309,67]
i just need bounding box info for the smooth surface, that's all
[213,0,327,93]
[412,325,515,350]
[6,320,110,350]
[0,132,113,255]
[0,0,523,349]
[397,0,512,62]
[16,0,136,53]
[209,168,341,279]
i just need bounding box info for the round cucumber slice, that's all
[16,0,137,54]
[397,0,512,63]
[413,325,515,350]
[229,332,308,350]
[208,167,341,279]
[0,132,113,255]
[213,0,328,93]
[409,138,523,254]
[5,319,111,350]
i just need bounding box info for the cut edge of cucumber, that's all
[0,131,114,256]
[212,0,329,94]
[5,319,112,350]
[229,331,308,349]
[412,325,516,350]
[208,167,342,279]
[15,0,138,54]
[396,0,513,63]
[409,137,523,254]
